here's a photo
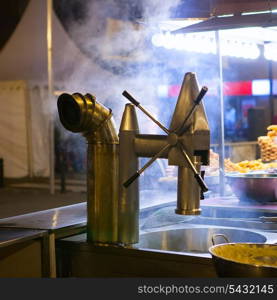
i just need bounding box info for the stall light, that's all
[151,32,260,59]
[273,79,277,95]
[232,41,260,59]
[159,79,277,98]
[162,32,175,49]
[242,10,277,16]
[151,33,164,47]
[157,85,169,97]
[264,42,277,61]
[246,43,261,59]
[252,79,270,95]
[174,34,185,50]
[168,85,181,97]
[224,81,252,96]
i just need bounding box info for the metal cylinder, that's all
[175,158,202,215]
[134,134,168,158]
[0,158,3,188]
[57,93,111,134]
[57,93,119,244]
[87,142,119,243]
[118,104,139,244]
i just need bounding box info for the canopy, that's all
[0,0,101,178]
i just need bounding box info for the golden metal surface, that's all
[57,93,119,244]
[57,71,210,245]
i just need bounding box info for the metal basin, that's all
[226,173,277,203]
[138,227,267,254]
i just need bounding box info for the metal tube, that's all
[269,59,274,124]
[175,158,202,216]
[134,134,168,157]
[0,158,3,188]
[215,30,226,196]
[47,0,55,195]
[87,141,119,243]
[118,104,139,244]
[24,86,33,178]
[57,93,119,244]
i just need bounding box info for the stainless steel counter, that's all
[0,227,46,248]
[0,202,87,277]
[1,198,277,277]
[0,227,49,277]
[0,202,86,237]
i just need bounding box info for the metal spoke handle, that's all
[122,90,170,135]
[123,143,171,188]
[178,143,209,193]
[122,89,209,193]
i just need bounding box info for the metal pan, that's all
[209,242,277,277]
[226,173,277,203]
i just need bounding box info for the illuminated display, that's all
[158,79,276,97]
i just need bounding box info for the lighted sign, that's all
[157,79,277,98]
[252,79,270,95]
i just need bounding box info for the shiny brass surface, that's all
[118,104,139,244]
[175,160,202,215]
[134,134,168,158]
[87,143,119,243]
[57,71,210,246]
[170,73,199,132]
[57,93,119,244]
[57,93,111,134]
[168,72,210,166]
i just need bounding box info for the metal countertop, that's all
[0,227,46,248]
[0,203,87,233]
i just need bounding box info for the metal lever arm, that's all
[175,86,208,136]
[123,143,171,188]
[178,144,209,193]
[122,90,170,135]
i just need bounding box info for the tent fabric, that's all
[0,0,103,178]
[0,81,51,178]
[28,85,51,177]
[0,0,96,82]
[0,81,29,177]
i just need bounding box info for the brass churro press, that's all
[57,72,210,246]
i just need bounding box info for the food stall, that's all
[53,1,277,277]
[1,0,277,278]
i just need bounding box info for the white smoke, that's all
[61,0,182,131]
[58,1,224,206]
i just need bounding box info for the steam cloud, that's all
[56,0,222,207]
[59,0,183,131]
